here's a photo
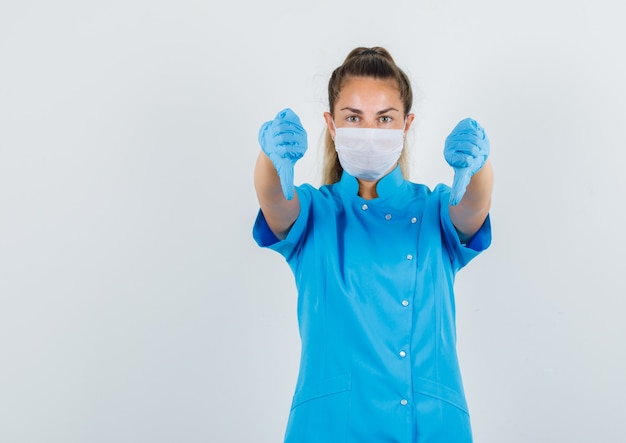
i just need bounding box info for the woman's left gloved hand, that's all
[444,118,490,205]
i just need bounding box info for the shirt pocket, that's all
[414,377,469,414]
[285,374,352,443]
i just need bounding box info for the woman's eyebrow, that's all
[339,107,400,114]
[376,107,400,115]
[339,107,363,114]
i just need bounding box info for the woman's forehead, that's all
[336,77,403,111]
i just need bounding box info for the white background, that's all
[1,1,625,442]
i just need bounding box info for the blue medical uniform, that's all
[253,165,491,443]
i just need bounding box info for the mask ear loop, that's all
[401,117,408,138]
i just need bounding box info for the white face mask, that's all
[333,121,406,181]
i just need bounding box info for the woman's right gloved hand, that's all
[257,108,308,200]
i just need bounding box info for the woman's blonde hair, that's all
[322,47,414,185]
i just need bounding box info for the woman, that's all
[253,46,493,442]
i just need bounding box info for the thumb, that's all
[278,160,296,201]
[450,168,472,206]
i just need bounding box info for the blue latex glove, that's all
[444,118,490,206]
[258,108,308,200]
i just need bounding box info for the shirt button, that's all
[400,399,408,406]
[411,217,418,224]
[385,214,392,220]
[406,254,413,260]
[401,300,409,307]
[399,351,407,358]
[361,204,368,211]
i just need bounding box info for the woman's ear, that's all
[404,113,416,134]
[323,112,335,139]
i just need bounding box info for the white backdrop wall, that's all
[1,1,625,442]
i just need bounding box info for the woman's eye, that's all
[347,116,359,123]
[379,116,392,123]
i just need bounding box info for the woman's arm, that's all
[254,108,307,240]
[449,159,494,244]
[254,151,301,240]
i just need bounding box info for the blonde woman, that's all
[253,46,493,442]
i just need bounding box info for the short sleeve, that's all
[252,185,313,261]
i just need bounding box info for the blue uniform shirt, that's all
[253,165,491,443]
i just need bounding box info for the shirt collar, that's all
[337,164,405,198]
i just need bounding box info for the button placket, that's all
[400,211,415,416]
